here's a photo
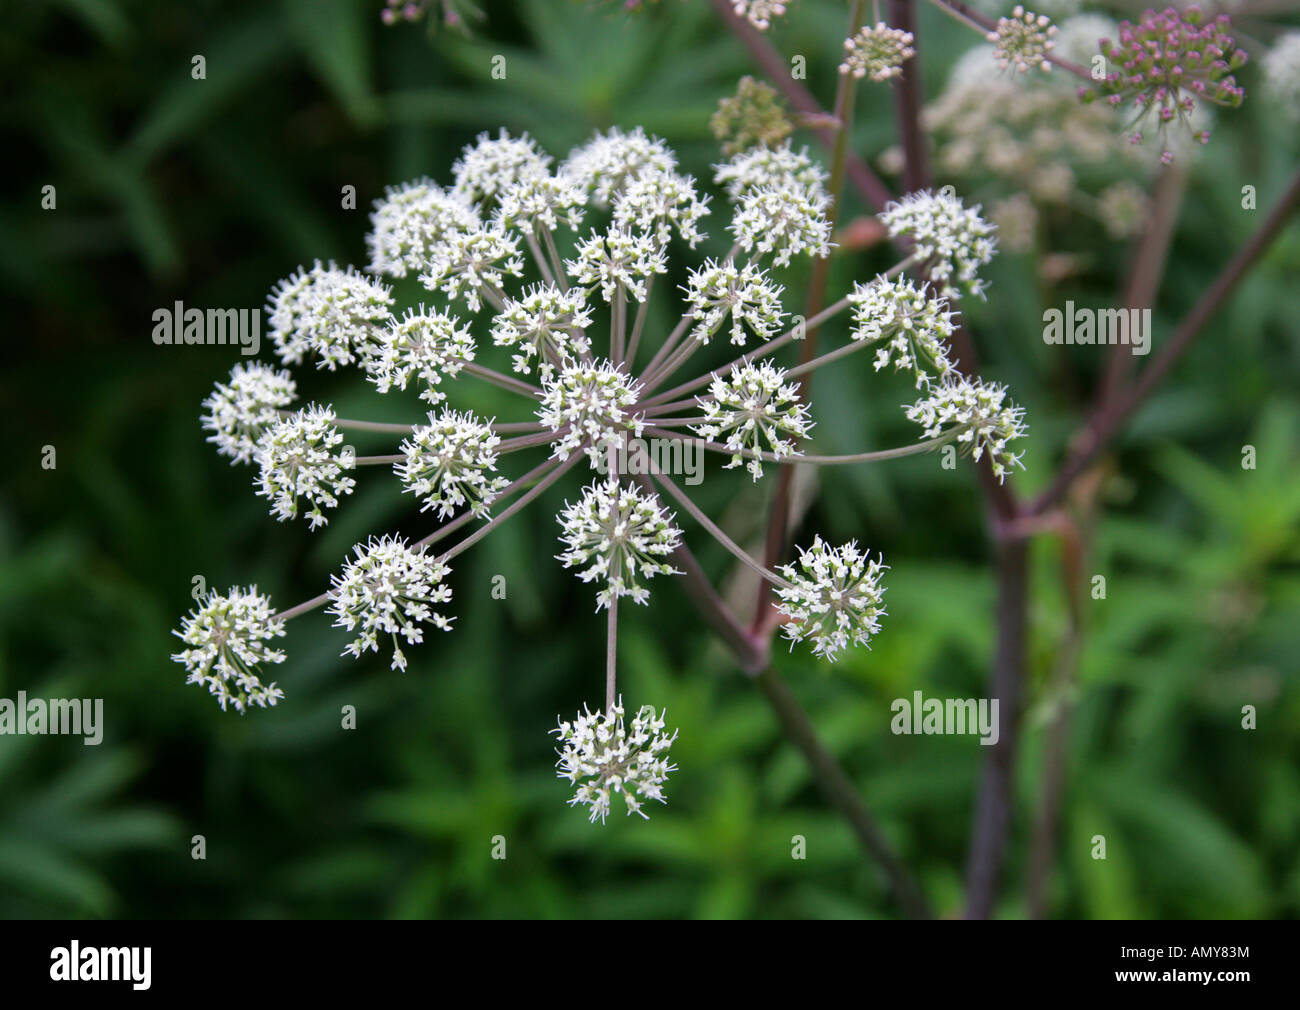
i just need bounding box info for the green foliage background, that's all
[2,0,1298,919]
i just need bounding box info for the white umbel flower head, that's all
[566,227,668,304]
[539,360,645,466]
[201,362,297,465]
[730,182,833,267]
[495,169,586,235]
[490,284,593,376]
[556,480,683,609]
[560,127,677,207]
[775,537,888,661]
[397,409,508,520]
[612,170,710,248]
[1263,32,1300,124]
[538,358,644,465]
[267,262,395,369]
[840,22,916,82]
[419,227,525,313]
[905,374,1028,481]
[552,699,679,823]
[366,180,479,278]
[254,404,357,530]
[879,189,997,299]
[452,129,551,208]
[328,535,453,672]
[988,6,1057,74]
[684,259,786,346]
[171,586,287,713]
[732,0,787,32]
[693,361,812,480]
[849,277,956,386]
[367,307,475,404]
[714,141,828,202]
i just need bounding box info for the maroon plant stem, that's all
[1031,165,1300,517]
[889,0,930,194]
[709,0,896,213]
[962,536,1029,919]
[1024,513,1089,919]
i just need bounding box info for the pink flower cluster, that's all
[1081,6,1247,161]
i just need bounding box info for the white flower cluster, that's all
[731,0,787,32]
[268,262,394,369]
[717,143,834,268]
[328,535,453,672]
[970,0,1077,16]
[419,227,525,313]
[185,124,1031,836]
[556,480,682,609]
[201,362,297,465]
[905,375,1028,481]
[491,284,593,376]
[367,307,475,404]
[366,180,478,278]
[566,227,667,303]
[714,142,828,202]
[398,410,507,520]
[879,189,997,300]
[684,259,786,346]
[611,170,710,248]
[693,361,813,480]
[988,6,1058,74]
[495,169,586,235]
[254,404,357,530]
[917,29,1149,248]
[775,537,888,661]
[559,127,676,208]
[538,359,644,465]
[840,22,916,82]
[729,181,833,267]
[849,277,956,386]
[452,129,551,207]
[552,700,679,823]
[171,587,287,713]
